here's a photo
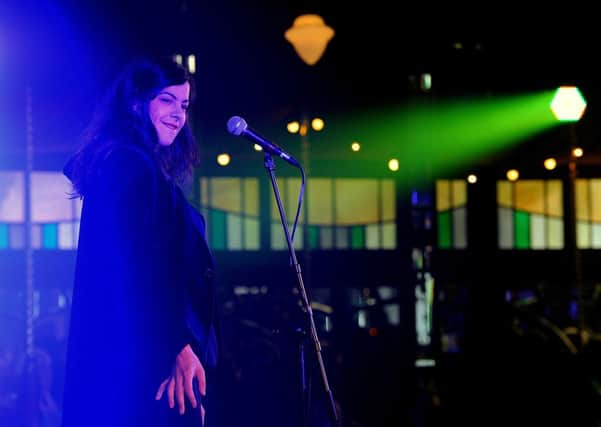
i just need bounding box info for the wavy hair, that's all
[66,56,199,197]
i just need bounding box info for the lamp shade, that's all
[284,14,335,65]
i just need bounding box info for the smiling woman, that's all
[149,83,191,147]
[61,57,218,427]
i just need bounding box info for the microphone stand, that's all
[263,153,339,426]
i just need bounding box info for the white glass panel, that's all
[227,214,242,250]
[58,222,75,249]
[498,207,514,249]
[335,227,349,249]
[0,171,24,222]
[244,217,260,250]
[576,221,590,249]
[548,217,564,249]
[530,214,546,249]
[592,223,601,249]
[320,227,333,249]
[452,207,467,249]
[31,172,74,222]
[382,223,396,249]
[365,224,380,249]
[9,224,24,249]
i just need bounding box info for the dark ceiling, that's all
[1,1,600,174]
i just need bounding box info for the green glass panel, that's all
[351,226,365,249]
[515,210,530,249]
[308,225,320,249]
[209,210,226,250]
[437,211,452,249]
[0,224,8,248]
[42,223,58,249]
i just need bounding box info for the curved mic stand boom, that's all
[262,152,339,426]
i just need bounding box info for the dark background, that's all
[2,2,601,427]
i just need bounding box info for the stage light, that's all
[550,86,587,122]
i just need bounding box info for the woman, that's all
[62,56,217,426]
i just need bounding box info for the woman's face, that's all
[148,81,190,147]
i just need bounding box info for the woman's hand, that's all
[155,344,206,422]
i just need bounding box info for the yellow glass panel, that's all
[497,181,512,208]
[590,179,601,222]
[210,178,242,214]
[546,180,563,218]
[575,179,590,222]
[451,180,466,207]
[335,179,379,225]
[436,180,450,212]
[243,179,259,216]
[308,178,333,225]
[381,179,395,221]
[515,180,544,214]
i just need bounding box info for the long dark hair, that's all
[66,56,199,197]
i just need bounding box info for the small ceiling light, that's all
[544,158,557,170]
[420,73,432,91]
[351,142,361,152]
[388,158,399,172]
[506,169,519,181]
[287,121,300,134]
[311,117,325,131]
[187,54,196,74]
[467,174,477,184]
[573,147,584,158]
[217,153,230,166]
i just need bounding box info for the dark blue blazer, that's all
[61,145,217,427]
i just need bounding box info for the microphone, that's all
[227,116,300,167]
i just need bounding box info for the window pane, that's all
[350,226,365,249]
[437,211,451,249]
[243,217,260,250]
[530,213,545,249]
[365,224,379,249]
[498,207,514,249]
[308,178,333,225]
[0,171,24,222]
[335,179,378,225]
[31,172,76,222]
[452,207,467,249]
[227,214,242,250]
[381,223,396,249]
[514,211,530,249]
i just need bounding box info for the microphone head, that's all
[227,116,248,136]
